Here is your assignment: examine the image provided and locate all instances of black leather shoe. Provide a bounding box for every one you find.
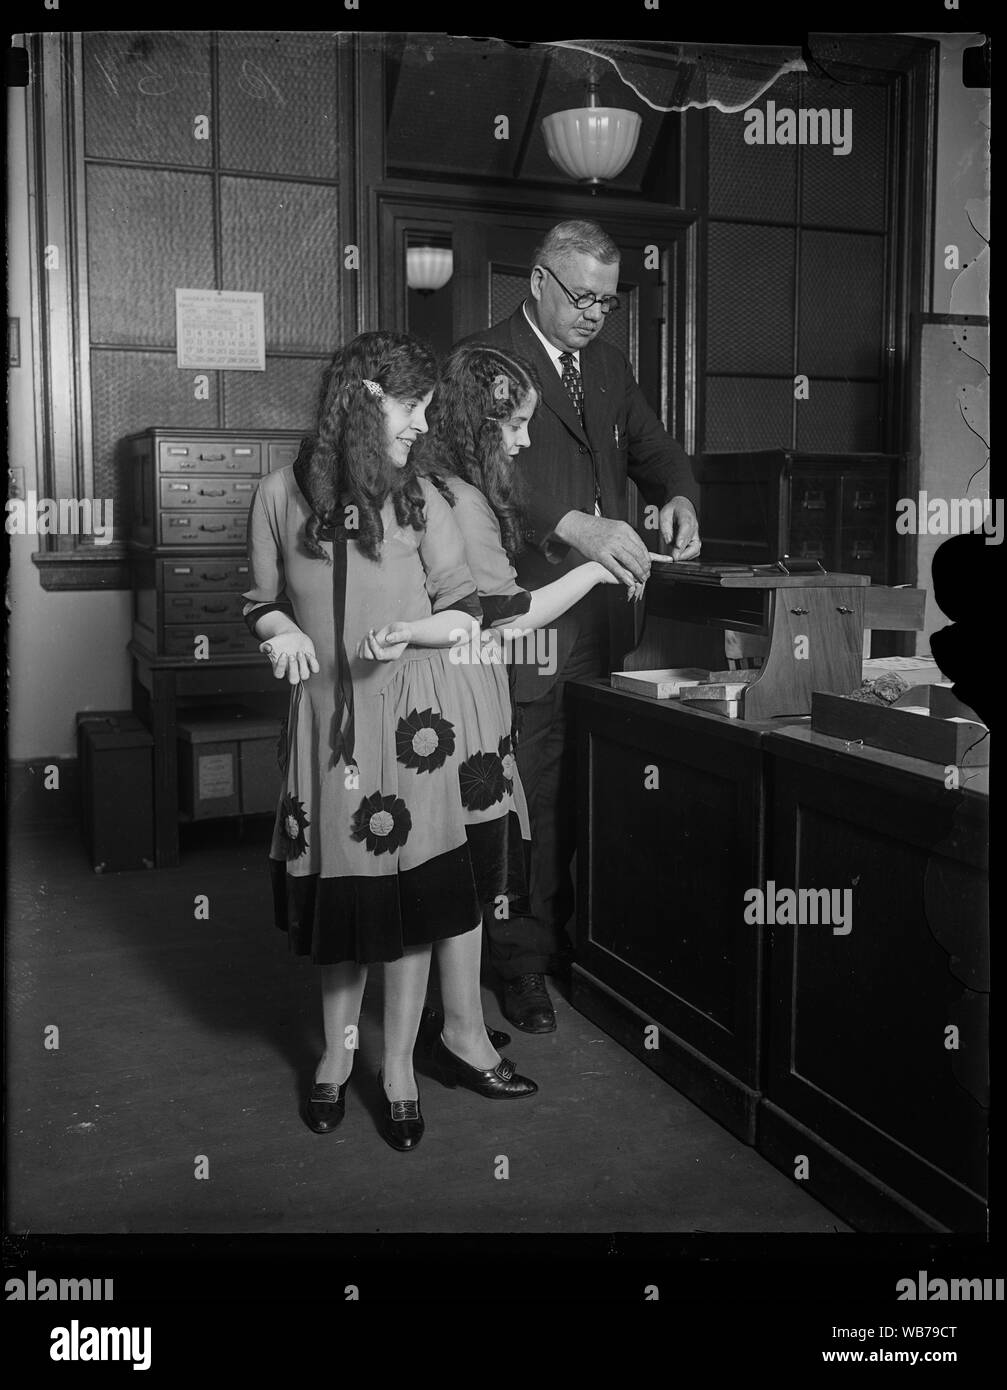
[430,1036,538,1099]
[377,1073,424,1151]
[502,973,556,1034]
[417,1005,510,1052]
[303,1081,348,1134]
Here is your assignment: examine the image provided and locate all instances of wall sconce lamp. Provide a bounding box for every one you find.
[406,246,454,295]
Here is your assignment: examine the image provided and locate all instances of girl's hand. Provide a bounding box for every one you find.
[592,560,645,603]
[357,623,411,662]
[260,632,320,684]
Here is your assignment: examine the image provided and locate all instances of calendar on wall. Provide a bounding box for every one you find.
[175,289,266,372]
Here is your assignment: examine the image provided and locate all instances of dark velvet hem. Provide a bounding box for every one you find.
[482,590,532,625]
[244,600,295,636]
[270,811,531,965]
[272,843,481,965]
[432,590,483,621]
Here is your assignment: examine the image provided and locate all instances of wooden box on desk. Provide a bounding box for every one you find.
[812,690,989,765]
[76,712,155,873]
[177,707,283,820]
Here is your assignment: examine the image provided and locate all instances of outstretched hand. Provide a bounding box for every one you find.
[260,632,320,684]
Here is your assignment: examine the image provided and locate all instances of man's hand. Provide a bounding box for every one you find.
[659,497,701,560]
[553,512,651,584]
[260,631,320,684]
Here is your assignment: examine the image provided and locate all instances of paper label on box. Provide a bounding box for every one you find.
[198,753,235,799]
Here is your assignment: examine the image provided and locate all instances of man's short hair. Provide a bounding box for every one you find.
[532,220,620,271]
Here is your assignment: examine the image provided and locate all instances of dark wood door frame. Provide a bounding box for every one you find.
[372,183,700,454]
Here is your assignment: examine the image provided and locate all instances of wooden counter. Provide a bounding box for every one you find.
[759,725,988,1232]
[568,680,989,1231]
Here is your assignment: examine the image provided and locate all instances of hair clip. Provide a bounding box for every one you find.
[491,373,510,403]
[362,379,385,399]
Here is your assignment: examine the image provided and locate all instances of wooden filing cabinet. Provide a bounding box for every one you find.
[127,427,304,660]
[695,450,901,586]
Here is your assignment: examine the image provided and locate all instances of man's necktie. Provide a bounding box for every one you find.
[559,352,601,515]
[559,352,585,427]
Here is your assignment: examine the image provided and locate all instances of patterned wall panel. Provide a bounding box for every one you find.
[83,31,213,166]
[801,76,888,232]
[220,178,341,355]
[90,350,218,513]
[706,222,795,374]
[704,376,793,452]
[796,380,881,452]
[798,230,885,378]
[217,32,341,179]
[87,166,216,347]
[223,356,324,432]
[707,72,800,222]
[387,40,539,180]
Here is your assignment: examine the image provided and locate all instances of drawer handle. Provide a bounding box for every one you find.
[836,605,854,615]
[199,488,227,497]
[200,523,227,532]
[200,572,229,582]
[790,606,809,615]
[198,453,227,462]
[203,604,228,614]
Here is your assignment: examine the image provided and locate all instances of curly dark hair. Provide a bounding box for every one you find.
[300,331,438,562]
[415,345,542,560]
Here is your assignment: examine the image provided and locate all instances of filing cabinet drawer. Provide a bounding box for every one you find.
[162,622,261,658]
[159,512,248,546]
[158,440,262,473]
[128,428,304,550]
[162,558,250,591]
[268,441,301,473]
[163,591,248,624]
[159,476,258,510]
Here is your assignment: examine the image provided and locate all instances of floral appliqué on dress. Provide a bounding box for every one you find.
[395,707,456,774]
[278,793,310,859]
[351,791,412,855]
[458,750,506,812]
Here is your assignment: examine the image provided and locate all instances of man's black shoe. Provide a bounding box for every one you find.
[502,973,557,1033]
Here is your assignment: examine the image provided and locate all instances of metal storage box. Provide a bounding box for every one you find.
[76,711,155,873]
[177,706,283,820]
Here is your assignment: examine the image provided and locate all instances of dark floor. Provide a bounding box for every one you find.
[7,823,849,1234]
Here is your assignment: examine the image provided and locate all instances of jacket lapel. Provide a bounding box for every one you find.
[578,346,608,452]
[509,307,590,447]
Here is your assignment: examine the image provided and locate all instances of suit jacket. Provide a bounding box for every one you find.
[460,305,698,701]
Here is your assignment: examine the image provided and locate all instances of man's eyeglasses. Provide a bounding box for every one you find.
[539,265,621,315]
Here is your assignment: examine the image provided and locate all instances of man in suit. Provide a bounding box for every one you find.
[462,219,701,1033]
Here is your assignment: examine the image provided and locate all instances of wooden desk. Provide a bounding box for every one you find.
[128,642,283,867]
[568,678,802,1143]
[569,681,989,1231]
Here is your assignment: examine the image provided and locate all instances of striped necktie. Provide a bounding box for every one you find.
[559,352,585,427]
[559,352,601,515]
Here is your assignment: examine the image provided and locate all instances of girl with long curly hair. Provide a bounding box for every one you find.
[243,331,536,1153]
[397,344,631,1081]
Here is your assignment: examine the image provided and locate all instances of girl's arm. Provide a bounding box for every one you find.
[358,610,479,661]
[243,483,319,684]
[512,561,626,637]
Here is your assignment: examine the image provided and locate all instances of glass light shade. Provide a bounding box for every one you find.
[541,107,642,184]
[406,246,454,292]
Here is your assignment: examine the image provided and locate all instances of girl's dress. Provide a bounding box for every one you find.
[426,473,539,942]
[243,465,526,966]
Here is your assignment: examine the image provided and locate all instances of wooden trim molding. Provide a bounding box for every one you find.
[25,35,121,590]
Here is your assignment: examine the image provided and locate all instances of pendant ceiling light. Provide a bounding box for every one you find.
[541,78,642,188]
[406,246,453,295]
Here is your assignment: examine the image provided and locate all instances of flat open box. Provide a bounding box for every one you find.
[811,686,989,765]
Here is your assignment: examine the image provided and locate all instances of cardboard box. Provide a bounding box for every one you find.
[177,706,283,819]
